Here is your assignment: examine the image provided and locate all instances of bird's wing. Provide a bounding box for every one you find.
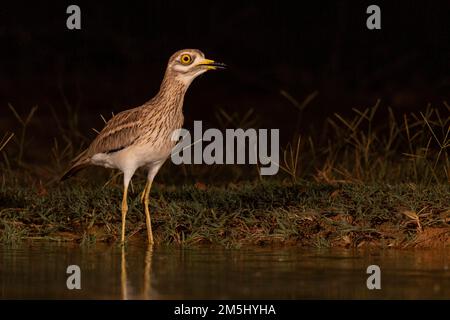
[86,106,145,157]
[60,106,147,181]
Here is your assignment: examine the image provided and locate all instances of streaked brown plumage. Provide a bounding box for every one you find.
[61,49,225,244]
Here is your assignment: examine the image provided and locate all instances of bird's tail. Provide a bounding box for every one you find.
[60,150,90,181]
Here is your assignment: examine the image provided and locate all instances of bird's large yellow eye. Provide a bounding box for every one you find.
[180,54,193,65]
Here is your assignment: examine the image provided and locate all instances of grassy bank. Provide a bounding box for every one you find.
[0,101,449,247]
[1,178,449,248]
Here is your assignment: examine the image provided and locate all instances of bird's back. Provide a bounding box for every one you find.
[61,94,184,180]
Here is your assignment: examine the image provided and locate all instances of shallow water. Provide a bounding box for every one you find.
[0,243,449,299]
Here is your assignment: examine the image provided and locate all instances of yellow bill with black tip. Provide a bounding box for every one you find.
[198,59,227,70]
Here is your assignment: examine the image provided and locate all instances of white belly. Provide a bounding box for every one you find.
[91,143,172,172]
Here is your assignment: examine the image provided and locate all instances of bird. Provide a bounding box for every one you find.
[61,49,226,244]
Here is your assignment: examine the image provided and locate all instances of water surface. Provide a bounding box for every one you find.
[1,243,449,299]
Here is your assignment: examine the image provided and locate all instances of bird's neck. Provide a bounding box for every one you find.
[147,71,187,131]
[154,71,191,107]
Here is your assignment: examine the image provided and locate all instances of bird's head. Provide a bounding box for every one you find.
[165,49,226,85]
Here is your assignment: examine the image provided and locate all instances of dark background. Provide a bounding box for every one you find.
[0,0,449,158]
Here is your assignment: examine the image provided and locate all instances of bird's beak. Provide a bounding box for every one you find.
[198,59,227,70]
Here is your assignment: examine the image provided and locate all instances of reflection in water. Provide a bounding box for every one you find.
[120,244,154,300]
[143,245,153,299]
[121,245,127,300]
[120,244,153,300]
[0,243,449,299]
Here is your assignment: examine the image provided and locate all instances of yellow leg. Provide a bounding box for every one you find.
[142,180,154,244]
[121,184,129,243]
[140,181,148,203]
